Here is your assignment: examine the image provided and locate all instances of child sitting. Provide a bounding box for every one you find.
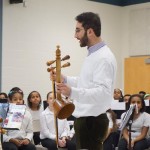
[118,94,149,150]
[2,87,36,150]
[40,91,76,150]
[27,91,43,145]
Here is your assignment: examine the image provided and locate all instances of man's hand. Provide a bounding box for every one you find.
[50,70,65,83]
[50,70,56,81]
[56,83,71,97]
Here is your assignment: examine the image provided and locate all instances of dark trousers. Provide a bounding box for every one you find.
[74,113,109,150]
[41,138,76,150]
[118,138,149,150]
[33,132,41,145]
[2,142,36,150]
[103,131,120,150]
[147,137,150,147]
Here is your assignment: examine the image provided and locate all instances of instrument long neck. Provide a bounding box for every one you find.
[56,47,62,101]
[52,80,56,99]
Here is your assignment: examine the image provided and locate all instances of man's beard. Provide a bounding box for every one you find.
[80,32,88,47]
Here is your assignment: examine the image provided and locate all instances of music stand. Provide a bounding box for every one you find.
[119,104,136,150]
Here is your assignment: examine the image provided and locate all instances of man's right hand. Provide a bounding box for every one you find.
[50,70,57,81]
[50,70,65,83]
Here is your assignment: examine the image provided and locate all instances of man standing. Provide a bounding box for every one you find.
[51,12,117,150]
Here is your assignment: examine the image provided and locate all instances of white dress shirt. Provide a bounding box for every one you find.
[40,107,70,140]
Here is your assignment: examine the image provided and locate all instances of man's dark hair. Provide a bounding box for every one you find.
[75,12,101,37]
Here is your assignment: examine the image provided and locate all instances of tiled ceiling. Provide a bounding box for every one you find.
[89,0,150,6]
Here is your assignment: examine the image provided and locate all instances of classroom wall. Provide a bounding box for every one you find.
[121,2,150,93]
[2,0,150,100]
[2,0,122,100]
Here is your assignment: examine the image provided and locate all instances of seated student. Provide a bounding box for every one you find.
[114,88,124,102]
[139,91,146,99]
[2,87,36,150]
[146,117,150,148]
[147,135,150,148]
[103,109,119,150]
[144,93,150,100]
[40,91,76,150]
[27,91,43,145]
[123,94,131,103]
[118,94,150,150]
[67,126,76,148]
[0,92,8,99]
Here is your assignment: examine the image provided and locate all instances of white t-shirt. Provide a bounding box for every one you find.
[121,112,150,139]
[28,105,43,121]
[27,104,43,132]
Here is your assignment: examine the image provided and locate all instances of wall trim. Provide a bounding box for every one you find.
[89,0,150,6]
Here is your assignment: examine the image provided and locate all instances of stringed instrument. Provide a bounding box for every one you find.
[47,45,75,119]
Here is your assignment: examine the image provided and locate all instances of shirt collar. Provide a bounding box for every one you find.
[88,41,106,56]
[45,107,54,115]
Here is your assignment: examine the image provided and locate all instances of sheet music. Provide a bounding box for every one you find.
[119,104,136,131]
[3,104,26,130]
[144,100,150,106]
[111,100,126,110]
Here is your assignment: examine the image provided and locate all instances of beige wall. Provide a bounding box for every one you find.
[121,2,150,93]
[2,0,150,99]
[2,0,122,100]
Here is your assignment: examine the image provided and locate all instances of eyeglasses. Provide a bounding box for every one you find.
[75,28,84,33]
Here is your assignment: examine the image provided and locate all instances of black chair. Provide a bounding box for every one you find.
[43,100,48,110]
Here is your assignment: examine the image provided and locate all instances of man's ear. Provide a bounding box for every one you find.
[87,28,93,36]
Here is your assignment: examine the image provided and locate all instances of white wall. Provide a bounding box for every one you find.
[2,0,150,100]
[2,0,122,100]
[121,2,150,92]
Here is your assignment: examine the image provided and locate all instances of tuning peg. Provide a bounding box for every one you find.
[47,67,56,72]
[46,60,56,66]
[61,55,70,61]
[62,62,70,68]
